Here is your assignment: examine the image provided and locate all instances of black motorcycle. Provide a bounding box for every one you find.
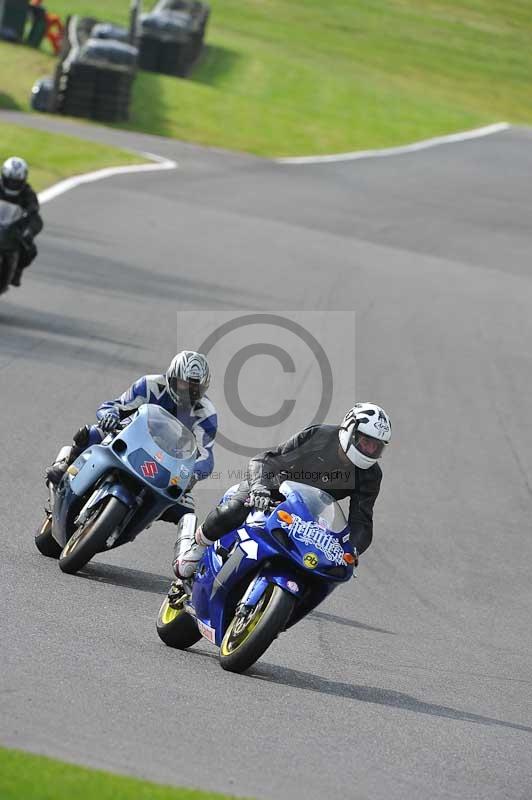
[0,200,28,295]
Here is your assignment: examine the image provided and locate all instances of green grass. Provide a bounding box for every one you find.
[0,747,245,800]
[0,121,145,191]
[2,0,532,155]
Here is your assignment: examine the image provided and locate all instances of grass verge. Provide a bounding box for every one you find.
[1,0,531,156]
[0,746,245,800]
[0,121,146,192]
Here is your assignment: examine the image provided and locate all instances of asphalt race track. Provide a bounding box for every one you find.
[1,111,532,800]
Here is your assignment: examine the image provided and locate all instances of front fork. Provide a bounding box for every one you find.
[235,567,306,617]
[66,476,144,550]
[104,487,148,550]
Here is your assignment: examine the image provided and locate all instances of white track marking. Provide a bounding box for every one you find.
[38,151,177,205]
[276,122,511,165]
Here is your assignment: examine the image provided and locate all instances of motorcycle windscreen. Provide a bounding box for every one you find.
[278,480,348,533]
[0,200,24,249]
[145,405,197,460]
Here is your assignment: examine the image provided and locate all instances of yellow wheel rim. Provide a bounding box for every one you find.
[220,586,273,656]
[159,597,185,626]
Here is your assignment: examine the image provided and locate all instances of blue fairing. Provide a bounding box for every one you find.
[51,405,197,548]
[189,480,355,647]
[97,375,217,483]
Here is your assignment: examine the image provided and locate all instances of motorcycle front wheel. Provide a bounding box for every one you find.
[34,512,61,559]
[59,497,128,575]
[219,583,295,674]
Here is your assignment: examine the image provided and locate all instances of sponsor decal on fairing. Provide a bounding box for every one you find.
[197,619,216,643]
[141,461,158,478]
[279,514,346,566]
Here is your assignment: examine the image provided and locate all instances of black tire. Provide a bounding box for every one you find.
[156,593,201,649]
[0,257,8,295]
[35,514,62,559]
[219,584,295,674]
[0,252,17,295]
[59,497,128,575]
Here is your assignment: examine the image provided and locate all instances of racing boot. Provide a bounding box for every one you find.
[45,426,90,485]
[172,517,210,579]
[46,445,78,486]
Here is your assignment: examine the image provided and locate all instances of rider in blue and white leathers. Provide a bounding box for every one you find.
[96,375,216,484]
[47,351,217,523]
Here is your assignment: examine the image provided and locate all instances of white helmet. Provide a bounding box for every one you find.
[1,157,29,197]
[339,403,391,469]
[166,350,211,407]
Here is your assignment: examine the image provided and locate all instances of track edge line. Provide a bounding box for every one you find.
[275,122,511,165]
[38,153,178,205]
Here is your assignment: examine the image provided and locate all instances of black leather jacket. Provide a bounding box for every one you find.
[0,184,43,238]
[248,424,382,554]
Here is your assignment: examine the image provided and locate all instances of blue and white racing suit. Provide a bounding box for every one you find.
[84,374,217,522]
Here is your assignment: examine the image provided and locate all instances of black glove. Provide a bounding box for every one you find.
[248,486,271,512]
[99,412,120,433]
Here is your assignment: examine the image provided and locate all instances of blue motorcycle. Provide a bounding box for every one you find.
[35,405,197,575]
[156,481,356,673]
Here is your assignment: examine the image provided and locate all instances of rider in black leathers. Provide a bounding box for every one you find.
[173,403,392,578]
[0,157,43,286]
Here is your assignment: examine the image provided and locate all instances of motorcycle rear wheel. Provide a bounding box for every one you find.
[34,513,61,559]
[219,583,295,674]
[59,497,127,575]
[156,591,201,649]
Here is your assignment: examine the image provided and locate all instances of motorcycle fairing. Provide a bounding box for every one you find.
[51,405,197,548]
[127,448,171,489]
[190,482,355,647]
[0,200,25,251]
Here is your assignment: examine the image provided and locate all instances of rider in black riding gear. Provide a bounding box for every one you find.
[0,157,43,287]
[173,403,392,579]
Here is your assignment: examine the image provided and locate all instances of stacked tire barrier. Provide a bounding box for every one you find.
[30,77,54,112]
[0,0,29,42]
[53,16,137,123]
[91,22,131,44]
[155,0,210,63]
[138,0,210,77]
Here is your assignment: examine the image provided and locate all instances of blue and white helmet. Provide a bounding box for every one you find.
[166,350,211,407]
[1,157,29,197]
[339,403,391,469]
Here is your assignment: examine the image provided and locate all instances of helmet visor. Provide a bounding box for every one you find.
[168,377,206,405]
[2,176,23,194]
[354,431,386,460]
